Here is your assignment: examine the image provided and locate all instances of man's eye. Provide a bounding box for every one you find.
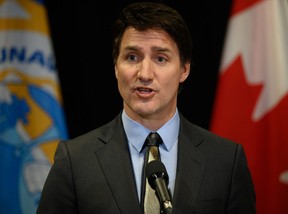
[127,54,138,62]
[156,56,167,63]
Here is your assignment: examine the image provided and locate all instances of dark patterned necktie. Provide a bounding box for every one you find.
[142,132,163,214]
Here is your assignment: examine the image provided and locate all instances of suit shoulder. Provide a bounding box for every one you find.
[61,114,122,149]
[180,113,239,148]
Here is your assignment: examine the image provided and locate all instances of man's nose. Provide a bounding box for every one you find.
[137,59,154,81]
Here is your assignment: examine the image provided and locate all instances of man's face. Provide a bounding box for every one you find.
[115,27,190,126]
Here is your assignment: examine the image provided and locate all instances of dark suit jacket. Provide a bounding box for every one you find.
[37,113,256,214]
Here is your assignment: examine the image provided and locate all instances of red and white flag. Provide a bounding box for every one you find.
[210,0,288,213]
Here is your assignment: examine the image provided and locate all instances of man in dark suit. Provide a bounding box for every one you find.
[37,2,256,214]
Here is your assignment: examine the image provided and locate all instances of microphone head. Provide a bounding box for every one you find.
[146,160,169,189]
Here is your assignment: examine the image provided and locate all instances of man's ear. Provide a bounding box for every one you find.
[179,62,190,83]
[115,65,118,79]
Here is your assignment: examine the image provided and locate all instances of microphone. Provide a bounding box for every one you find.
[146,160,173,214]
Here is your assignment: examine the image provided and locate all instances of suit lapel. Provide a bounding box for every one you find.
[173,115,207,212]
[95,118,142,214]
[93,113,207,213]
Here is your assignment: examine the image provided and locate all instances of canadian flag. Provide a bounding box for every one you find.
[210,0,288,213]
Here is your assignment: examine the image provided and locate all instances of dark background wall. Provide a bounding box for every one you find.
[45,0,232,139]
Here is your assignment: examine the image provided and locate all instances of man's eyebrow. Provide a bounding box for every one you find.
[151,46,171,52]
[123,45,141,51]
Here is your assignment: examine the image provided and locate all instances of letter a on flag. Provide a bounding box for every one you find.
[210,0,288,213]
[0,0,68,213]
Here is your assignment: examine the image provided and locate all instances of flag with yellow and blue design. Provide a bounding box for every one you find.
[0,0,68,213]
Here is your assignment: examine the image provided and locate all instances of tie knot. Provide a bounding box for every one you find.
[145,132,163,147]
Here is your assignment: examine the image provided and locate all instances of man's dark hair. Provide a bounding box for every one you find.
[112,1,193,67]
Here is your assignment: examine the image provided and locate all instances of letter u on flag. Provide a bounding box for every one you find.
[210,0,288,213]
[0,0,68,213]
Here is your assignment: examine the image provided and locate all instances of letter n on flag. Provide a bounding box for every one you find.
[0,1,69,213]
[210,0,288,213]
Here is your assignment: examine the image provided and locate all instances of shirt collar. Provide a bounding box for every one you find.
[122,109,180,153]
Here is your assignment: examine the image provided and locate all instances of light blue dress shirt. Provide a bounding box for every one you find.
[122,109,179,202]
